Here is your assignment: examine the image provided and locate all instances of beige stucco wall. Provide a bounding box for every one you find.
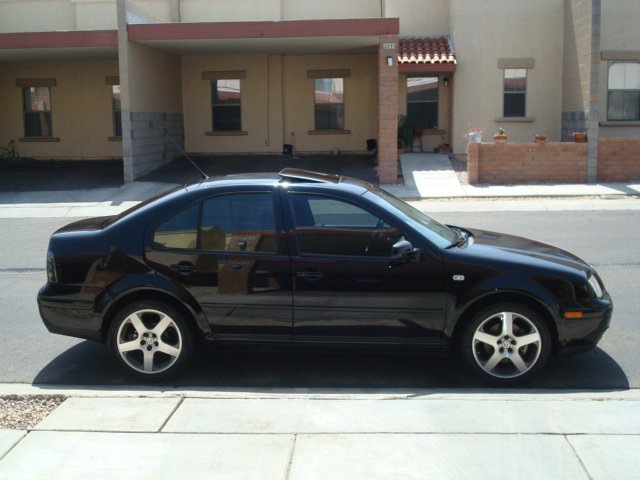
[126,42,182,113]
[182,53,377,155]
[386,0,449,36]
[0,0,116,32]
[180,0,280,22]
[282,0,381,20]
[76,1,118,30]
[598,0,640,137]
[450,0,564,154]
[283,54,378,153]
[0,60,122,159]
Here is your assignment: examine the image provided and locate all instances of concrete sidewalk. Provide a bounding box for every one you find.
[1,386,639,479]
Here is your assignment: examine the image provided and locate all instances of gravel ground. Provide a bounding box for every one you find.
[0,395,66,430]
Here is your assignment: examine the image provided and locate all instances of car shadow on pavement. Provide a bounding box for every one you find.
[32,341,630,391]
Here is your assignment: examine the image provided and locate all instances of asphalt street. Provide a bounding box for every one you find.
[0,208,637,390]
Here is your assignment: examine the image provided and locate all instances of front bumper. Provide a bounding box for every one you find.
[556,300,613,356]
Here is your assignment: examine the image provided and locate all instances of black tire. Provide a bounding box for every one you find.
[108,300,194,380]
[460,303,552,386]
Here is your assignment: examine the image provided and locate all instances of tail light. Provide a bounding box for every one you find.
[46,250,58,283]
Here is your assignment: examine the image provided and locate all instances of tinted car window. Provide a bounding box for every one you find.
[153,203,199,249]
[200,193,277,253]
[290,194,401,257]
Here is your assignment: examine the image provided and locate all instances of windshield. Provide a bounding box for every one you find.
[365,186,458,249]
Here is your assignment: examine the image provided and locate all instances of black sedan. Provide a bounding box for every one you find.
[38,168,612,385]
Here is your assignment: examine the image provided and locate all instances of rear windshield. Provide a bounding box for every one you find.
[101,185,185,227]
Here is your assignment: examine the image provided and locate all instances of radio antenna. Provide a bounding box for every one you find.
[163,129,209,180]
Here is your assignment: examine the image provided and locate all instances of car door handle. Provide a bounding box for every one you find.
[170,261,196,274]
[296,270,323,280]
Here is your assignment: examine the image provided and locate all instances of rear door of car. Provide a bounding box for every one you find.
[145,187,293,342]
[283,187,447,345]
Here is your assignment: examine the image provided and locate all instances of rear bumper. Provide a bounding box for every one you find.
[38,287,103,343]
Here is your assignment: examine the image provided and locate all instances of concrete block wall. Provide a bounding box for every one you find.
[598,137,640,182]
[123,112,184,182]
[467,142,588,185]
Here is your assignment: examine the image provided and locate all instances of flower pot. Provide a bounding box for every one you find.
[493,134,507,143]
[573,133,587,143]
[534,135,546,144]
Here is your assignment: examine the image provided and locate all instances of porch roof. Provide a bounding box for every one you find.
[127,18,399,55]
[398,36,457,73]
[0,30,118,62]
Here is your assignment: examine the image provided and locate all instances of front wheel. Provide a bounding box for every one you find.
[460,304,552,385]
[109,301,194,380]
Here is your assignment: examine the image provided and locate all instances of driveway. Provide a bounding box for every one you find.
[0,154,379,192]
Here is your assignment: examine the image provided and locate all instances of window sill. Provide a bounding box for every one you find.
[205,131,248,136]
[494,117,535,123]
[19,137,60,142]
[108,136,122,142]
[308,129,352,135]
[599,121,640,127]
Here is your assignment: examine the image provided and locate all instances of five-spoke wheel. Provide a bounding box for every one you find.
[461,304,551,385]
[109,301,193,379]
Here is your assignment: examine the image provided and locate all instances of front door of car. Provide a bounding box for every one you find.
[145,191,293,342]
[285,192,446,345]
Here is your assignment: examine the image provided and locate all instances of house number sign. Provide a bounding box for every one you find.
[383,43,396,49]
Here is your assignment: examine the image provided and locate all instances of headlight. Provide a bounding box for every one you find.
[587,272,603,298]
[46,250,58,283]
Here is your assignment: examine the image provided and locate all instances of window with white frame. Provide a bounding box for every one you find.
[503,69,527,118]
[608,62,640,121]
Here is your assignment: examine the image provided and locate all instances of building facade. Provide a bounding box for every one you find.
[0,0,638,183]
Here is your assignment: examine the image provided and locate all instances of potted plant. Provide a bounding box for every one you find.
[493,127,507,142]
[534,133,546,144]
[572,132,587,143]
[464,127,485,143]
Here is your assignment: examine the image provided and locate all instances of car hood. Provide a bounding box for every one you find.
[462,228,590,272]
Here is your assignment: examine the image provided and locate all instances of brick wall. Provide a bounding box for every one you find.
[598,137,640,182]
[377,34,399,184]
[467,142,588,185]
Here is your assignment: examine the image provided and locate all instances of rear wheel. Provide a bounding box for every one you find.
[109,301,194,380]
[460,304,552,385]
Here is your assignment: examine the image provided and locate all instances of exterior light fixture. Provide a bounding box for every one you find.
[386,56,393,67]
[443,77,449,87]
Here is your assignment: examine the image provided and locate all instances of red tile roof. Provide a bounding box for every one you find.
[398,36,456,64]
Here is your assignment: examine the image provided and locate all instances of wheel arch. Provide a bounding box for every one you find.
[100,288,210,343]
[450,292,560,353]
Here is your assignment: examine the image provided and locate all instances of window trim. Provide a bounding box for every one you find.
[502,68,528,118]
[312,76,346,132]
[606,61,640,122]
[209,76,244,134]
[20,84,55,140]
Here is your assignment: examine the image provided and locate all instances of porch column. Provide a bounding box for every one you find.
[377,35,399,184]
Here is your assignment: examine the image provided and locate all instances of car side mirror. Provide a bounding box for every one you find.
[391,239,419,261]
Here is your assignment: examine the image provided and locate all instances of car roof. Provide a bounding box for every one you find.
[186,168,371,193]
